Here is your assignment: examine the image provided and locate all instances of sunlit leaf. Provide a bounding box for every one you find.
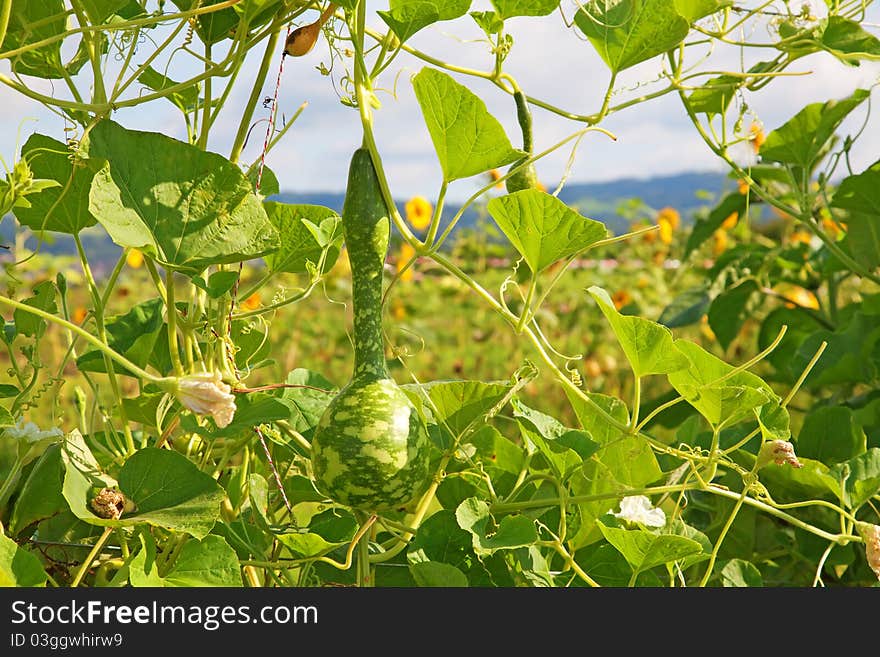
[88,120,279,274]
[831,159,880,270]
[412,68,523,182]
[574,0,690,73]
[379,0,471,43]
[0,530,48,587]
[456,497,538,555]
[760,89,870,170]
[491,1,560,19]
[597,520,703,572]
[588,286,688,377]
[410,561,469,587]
[488,191,607,274]
[13,134,99,235]
[263,202,342,275]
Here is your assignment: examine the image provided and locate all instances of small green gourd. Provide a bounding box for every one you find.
[309,147,431,512]
[505,90,540,193]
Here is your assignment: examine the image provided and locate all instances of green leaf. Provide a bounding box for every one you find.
[62,437,225,539]
[408,510,474,566]
[573,542,663,586]
[818,16,880,62]
[658,287,710,328]
[758,306,825,380]
[596,521,703,573]
[277,369,337,437]
[276,532,347,558]
[0,385,18,398]
[408,379,512,438]
[673,0,732,22]
[0,530,48,587]
[760,89,870,170]
[487,190,607,274]
[136,66,200,113]
[470,11,504,35]
[685,192,748,256]
[9,445,67,535]
[412,68,523,182]
[708,279,761,350]
[0,406,14,428]
[831,160,880,270]
[832,449,880,509]
[668,340,788,437]
[87,120,279,274]
[511,399,599,478]
[794,312,880,387]
[13,280,57,339]
[491,1,560,19]
[410,561,469,587]
[797,406,866,466]
[3,0,66,78]
[455,498,538,555]
[469,425,525,475]
[75,297,167,376]
[588,286,688,377]
[13,134,99,234]
[378,1,471,43]
[80,0,130,23]
[574,0,690,73]
[263,202,342,275]
[191,270,240,299]
[686,74,741,116]
[131,534,242,586]
[720,559,763,587]
[168,0,239,44]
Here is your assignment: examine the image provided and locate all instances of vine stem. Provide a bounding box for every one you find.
[71,527,113,588]
[0,295,168,386]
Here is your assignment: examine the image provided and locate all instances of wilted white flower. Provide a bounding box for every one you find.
[756,440,803,470]
[176,371,236,428]
[856,523,880,581]
[3,419,62,443]
[612,495,666,528]
[2,419,63,464]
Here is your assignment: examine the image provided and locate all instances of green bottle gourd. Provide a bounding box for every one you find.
[310,147,431,512]
[505,90,540,193]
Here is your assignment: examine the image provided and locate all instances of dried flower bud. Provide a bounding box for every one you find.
[89,487,134,520]
[176,371,236,428]
[856,523,880,581]
[756,440,803,470]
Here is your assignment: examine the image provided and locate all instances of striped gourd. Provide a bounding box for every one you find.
[309,147,431,512]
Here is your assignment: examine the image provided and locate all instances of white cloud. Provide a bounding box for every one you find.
[1,2,878,200]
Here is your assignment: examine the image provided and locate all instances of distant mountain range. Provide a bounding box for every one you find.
[1,170,735,274]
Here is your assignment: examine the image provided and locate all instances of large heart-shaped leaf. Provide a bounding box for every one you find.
[673,0,732,22]
[487,190,607,274]
[87,120,279,274]
[413,68,523,182]
[404,379,512,439]
[574,0,690,73]
[760,89,870,170]
[62,436,225,539]
[0,530,48,587]
[597,521,703,573]
[668,340,789,438]
[588,286,688,377]
[263,202,342,274]
[130,533,242,586]
[491,1,560,19]
[13,134,99,234]
[379,0,471,43]
[3,1,66,78]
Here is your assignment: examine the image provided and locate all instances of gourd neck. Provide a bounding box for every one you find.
[344,147,390,380]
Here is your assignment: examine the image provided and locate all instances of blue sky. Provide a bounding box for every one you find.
[2,1,879,202]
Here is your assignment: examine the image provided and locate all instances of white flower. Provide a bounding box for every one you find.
[612,495,666,528]
[176,371,237,428]
[2,419,63,464]
[3,419,63,444]
[756,440,803,470]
